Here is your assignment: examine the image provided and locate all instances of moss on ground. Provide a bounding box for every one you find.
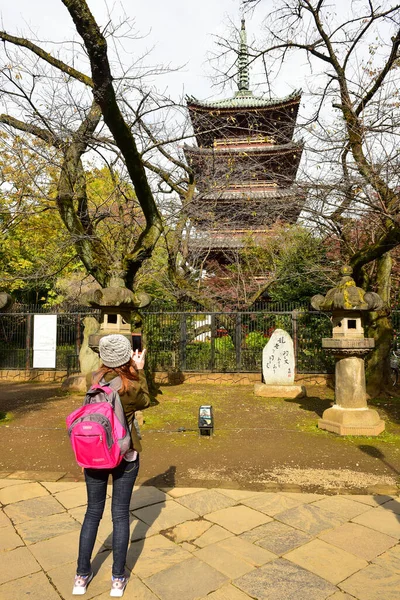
[0,411,13,425]
[142,384,400,449]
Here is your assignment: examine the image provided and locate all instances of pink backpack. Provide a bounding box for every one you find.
[66,377,131,469]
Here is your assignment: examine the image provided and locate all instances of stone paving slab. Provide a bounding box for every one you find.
[132,499,198,534]
[0,509,12,529]
[234,558,337,600]
[28,530,99,571]
[165,487,205,498]
[216,536,276,566]
[0,546,41,585]
[311,496,373,520]
[1,480,400,600]
[215,488,262,501]
[372,544,400,571]
[6,470,65,481]
[275,503,343,535]
[242,492,306,516]
[0,571,62,600]
[15,512,81,544]
[126,533,192,578]
[164,518,212,543]
[91,574,159,599]
[342,494,395,507]
[318,522,398,561]
[0,523,24,552]
[4,494,65,523]
[352,506,400,538]
[199,583,254,600]
[339,562,400,600]
[0,477,32,489]
[280,492,326,503]
[53,484,89,509]
[0,481,49,505]
[381,498,400,514]
[194,543,257,579]
[144,556,227,600]
[194,524,234,548]
[130,485,169,510]
[175,489,238,515]
[41,480,84,494]
[48,558,111,600]
[204,505,272,534]
[284,538,368,584]
[240,520,312,555]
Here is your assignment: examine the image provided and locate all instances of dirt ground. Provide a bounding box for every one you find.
[1,381,400,494]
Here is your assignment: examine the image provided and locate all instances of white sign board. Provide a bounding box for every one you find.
[262,328,295,385]
[33,315,57,369]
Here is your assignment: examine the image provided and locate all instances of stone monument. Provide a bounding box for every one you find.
[254,328,306,398]
[311,266,385,436]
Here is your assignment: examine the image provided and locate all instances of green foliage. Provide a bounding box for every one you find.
[0,135,83,302]
[215,336,234,351]
[245,331,267,350]
[240,225,335,303]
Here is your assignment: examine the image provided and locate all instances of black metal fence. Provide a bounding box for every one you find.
[0,311,96,371]
[2,307,400,375]
[143,310,336,374]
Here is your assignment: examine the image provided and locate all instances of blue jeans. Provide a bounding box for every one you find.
[77,457,139,577]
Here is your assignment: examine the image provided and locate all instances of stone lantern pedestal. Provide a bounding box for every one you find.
[312,267,385,437]
[319,339,384,435]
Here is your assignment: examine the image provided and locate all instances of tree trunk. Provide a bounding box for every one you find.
[364,252,393,396]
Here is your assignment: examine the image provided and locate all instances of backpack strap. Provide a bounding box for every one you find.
[99,376,134,449]
[99,376,122,392]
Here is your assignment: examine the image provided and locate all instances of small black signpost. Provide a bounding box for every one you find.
[198,405,214,436]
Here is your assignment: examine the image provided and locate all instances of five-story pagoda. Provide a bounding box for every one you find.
[184,19,304,264]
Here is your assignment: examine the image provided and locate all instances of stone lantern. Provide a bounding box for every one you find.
[311,266,385,436]
[85,276,151,352]
[62,276,151,391]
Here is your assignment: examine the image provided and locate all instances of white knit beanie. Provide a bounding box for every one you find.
[99,334,132,368]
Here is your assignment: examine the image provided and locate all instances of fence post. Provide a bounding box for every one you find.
[179,313,187,371]
[292,309,298,375]
[210,314,216,372]
[25,314,32,370]
[236,313,242,371]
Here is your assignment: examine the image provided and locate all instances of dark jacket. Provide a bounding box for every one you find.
[87,369,150,452]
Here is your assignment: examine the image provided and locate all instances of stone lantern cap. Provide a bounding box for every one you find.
[311,266,384,313]
[85,286,151,310]
[0,292,14,313]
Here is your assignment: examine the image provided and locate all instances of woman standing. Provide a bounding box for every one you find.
[72,334,150,597]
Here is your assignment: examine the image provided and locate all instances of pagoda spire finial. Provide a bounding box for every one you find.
[238,18,250,92]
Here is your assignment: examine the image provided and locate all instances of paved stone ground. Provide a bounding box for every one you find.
[0,472,399,599]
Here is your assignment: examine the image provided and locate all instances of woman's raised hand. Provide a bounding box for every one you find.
[132,348,146,370]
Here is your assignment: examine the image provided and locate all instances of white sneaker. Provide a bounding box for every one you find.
[72,572,93,595]
[110,575,129,597]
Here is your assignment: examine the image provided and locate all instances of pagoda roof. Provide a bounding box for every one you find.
[190,229,271,251]
[184,141,304,192]
[199,186,301,201]
[186,89,302,112]
[183,140,303,157]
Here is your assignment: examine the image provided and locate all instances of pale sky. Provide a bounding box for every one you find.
[1,0,305,103]
[2,0,398,179]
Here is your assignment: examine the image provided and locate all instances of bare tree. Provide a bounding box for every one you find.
[236,0,400,391]
[0,0,169,292]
